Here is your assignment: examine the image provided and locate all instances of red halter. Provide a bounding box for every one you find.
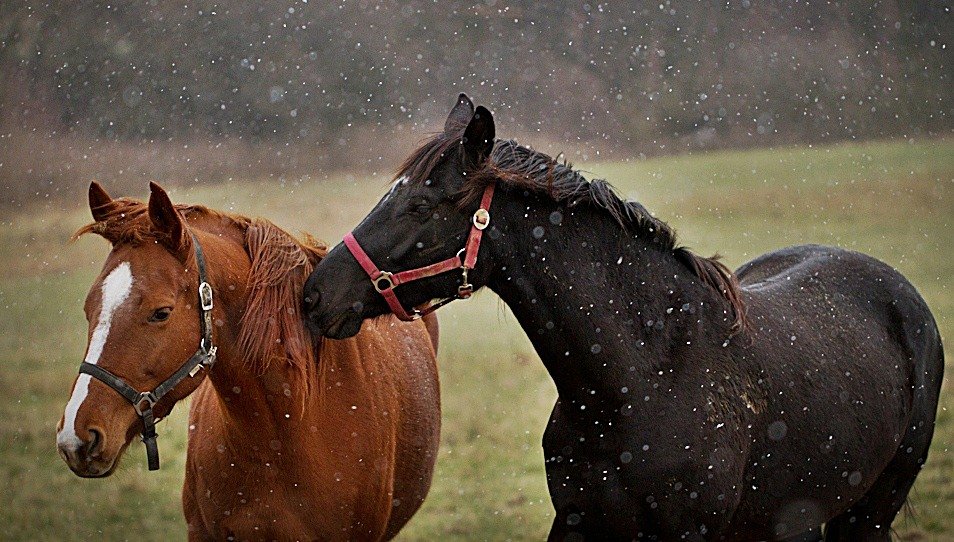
[343,183,495,321]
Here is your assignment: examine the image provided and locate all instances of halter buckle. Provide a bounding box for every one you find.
[473,208,490,230]
[199,281,214,311]
[373,272,395,293]
[133,391,158,416]
[458,266,473,299]
[191,346,217,377]
[206,345,217,365]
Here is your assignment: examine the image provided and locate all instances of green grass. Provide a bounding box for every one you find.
[0,138,951,540]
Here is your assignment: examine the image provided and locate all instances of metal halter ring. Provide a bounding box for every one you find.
[133,392,158,416]
[373,272,395,293]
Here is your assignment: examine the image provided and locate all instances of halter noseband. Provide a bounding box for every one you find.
[344,183,495,321]
[78,232,217,471]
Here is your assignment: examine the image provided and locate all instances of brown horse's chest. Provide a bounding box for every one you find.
[182,384,396,541]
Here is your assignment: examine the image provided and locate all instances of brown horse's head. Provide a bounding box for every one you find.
[56,182,217,477]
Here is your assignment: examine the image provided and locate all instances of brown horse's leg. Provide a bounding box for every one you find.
[186,526,215,542]
[183,479,214,542]
[421,312,439,354]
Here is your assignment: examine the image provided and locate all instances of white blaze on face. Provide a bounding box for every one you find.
[383,175,409,202]
[57,262,134,449]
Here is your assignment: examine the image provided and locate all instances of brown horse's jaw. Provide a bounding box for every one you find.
[61,452,118,478]
[73,465,115,478]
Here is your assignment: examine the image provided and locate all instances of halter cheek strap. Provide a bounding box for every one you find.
[344,183,495,321]
[78,232,216,471]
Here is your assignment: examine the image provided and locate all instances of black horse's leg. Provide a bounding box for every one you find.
[780,527,823,542]
[825,344,940,541]
[823,440,930,541]
[543,401,652,541]
[546,515,571,542]
[546,513,591,542]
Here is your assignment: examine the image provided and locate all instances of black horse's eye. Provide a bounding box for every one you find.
[149,307,173,323]
[410,202,433,217]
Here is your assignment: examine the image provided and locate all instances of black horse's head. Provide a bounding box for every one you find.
[303,94,498,338]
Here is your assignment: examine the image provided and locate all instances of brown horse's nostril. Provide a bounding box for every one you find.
[87,428,103,457]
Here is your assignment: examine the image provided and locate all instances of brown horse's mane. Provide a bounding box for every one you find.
[74,197,328,384]
[397,134,747,334]
[240,217,324,389]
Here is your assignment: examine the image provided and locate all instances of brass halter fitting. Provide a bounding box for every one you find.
[473,208,490,230]
[373,272,395,293]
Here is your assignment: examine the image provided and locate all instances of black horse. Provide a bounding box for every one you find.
[303,94,944,541]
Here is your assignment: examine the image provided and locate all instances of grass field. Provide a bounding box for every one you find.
[1,138,951,540]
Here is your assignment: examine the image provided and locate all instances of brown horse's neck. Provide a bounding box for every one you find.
[187,221,330,456]
[205,342,314,439]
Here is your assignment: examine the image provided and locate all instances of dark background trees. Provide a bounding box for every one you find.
[1,0,950,207]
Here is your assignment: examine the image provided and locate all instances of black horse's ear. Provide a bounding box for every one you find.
[89,181,113,222]
[462,105,495,167]
[444,93,475,134]
[148,182,188,253]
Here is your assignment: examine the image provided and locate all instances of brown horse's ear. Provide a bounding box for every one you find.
[148,182,188,252]
[444,93,475,134]
[462,105,495,168]
[89,181,113,222]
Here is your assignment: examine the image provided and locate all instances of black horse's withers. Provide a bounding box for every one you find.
[302,94,944,541]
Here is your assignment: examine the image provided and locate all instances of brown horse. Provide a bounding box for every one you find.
[56,181,441,540]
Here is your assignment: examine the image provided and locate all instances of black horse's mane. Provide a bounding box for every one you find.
[396,133,747,333]
[482,140,678,245]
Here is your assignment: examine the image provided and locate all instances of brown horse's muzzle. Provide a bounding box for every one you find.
[57,381,139,478]
[57,424,121,478]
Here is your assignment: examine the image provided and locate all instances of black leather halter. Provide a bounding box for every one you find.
[78,233,217,471]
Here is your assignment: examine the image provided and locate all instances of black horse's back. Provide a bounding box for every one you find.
[735,244,836,284]
[732,244,944,540]
[737,244,943,396]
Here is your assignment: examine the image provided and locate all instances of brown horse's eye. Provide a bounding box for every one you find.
[149,307,173,323]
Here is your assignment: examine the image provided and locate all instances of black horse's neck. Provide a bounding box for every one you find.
[485,191,736,405]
